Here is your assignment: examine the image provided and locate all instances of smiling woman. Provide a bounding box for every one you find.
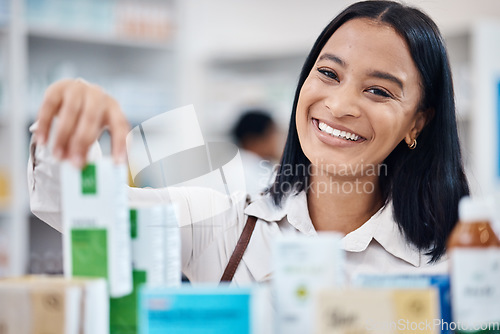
[29,0,469,285]
[271,0,469,261]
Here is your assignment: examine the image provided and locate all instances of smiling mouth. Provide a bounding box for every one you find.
[314,119,366,142]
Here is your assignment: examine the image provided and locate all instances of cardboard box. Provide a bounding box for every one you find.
[0,275,108,334]
[316,288,440,334]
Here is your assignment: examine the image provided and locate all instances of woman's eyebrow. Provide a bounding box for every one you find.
[318,53,404,90]
[318,53,346,67]
[368,70,404,90]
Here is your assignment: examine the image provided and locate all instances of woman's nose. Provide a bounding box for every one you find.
[323,84,362,118]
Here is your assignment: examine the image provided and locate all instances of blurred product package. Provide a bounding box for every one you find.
[447,196,500,333]
[110,203,181,334]
[353,275,452,334]
[0,167,10,207]
[139,285,258,334]
[316,288,440,334]
[0,275,108,334]
[61,158,132,298]
[272,232,345,334]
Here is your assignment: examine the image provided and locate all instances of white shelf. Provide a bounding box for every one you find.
[28,26,174,51]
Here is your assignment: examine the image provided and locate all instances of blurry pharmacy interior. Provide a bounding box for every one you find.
[1,0,500,277]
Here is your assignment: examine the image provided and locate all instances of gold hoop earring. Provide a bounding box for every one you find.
[408,139,417,150]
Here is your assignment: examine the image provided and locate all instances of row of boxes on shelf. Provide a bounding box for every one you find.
[0,275,457,334]
[2,158,500,333]
[26,0,173,41]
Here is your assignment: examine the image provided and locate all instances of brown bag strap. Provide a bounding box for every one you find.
[220,215,258,283]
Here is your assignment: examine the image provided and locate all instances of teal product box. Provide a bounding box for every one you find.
[139,285,252,334]
[353,274,452,334]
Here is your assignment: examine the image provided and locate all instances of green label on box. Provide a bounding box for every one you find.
[130,209,138,239]
[110,270,147,334]
[71,228,108,278]
[81,164,97,195]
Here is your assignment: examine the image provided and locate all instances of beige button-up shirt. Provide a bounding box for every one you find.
[28,129,448,285]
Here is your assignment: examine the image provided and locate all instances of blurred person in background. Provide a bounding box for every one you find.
[231,109,281,196]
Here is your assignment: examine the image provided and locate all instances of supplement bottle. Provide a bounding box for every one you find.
[448,196,500,334]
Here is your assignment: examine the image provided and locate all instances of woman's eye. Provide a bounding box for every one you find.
[318,68,339,81]
[366,87,393,98]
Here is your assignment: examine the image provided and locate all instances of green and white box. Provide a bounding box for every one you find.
[129,203,181,287]
[110,203,181,334]
[61,158,132,298]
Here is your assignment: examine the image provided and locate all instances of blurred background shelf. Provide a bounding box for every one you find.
[27,26,174,50]
[1,0,180,277]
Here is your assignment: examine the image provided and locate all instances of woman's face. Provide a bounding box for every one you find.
[296,18,427,177]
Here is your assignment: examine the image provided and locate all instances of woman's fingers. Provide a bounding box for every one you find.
[52,83,85,159]
[67,87,106,168]
[105,97,130,164]
[36,80,67,146]
[35,79,130,168]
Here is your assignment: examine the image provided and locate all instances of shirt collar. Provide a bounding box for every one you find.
[245,191,316,236]
[343,201,421,267]
[244,191,421,267]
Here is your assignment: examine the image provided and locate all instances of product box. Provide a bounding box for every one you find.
[272,232,345,334]
[0,278,84,334]
[316,288,440,334]
[61,158,132,298]
[450,249,500,332]
[353,274,452,334]
[0,284,33,334]
[110,203,181,334]
[139,285,253,334]
[0,275,108,334]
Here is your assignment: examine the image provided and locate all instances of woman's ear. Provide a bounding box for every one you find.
[404,108,433,146]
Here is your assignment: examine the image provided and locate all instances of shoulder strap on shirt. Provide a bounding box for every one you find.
[220,215,258,283]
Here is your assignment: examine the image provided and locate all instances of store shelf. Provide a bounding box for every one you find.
[0,0,179,277]
[28,25,174,51]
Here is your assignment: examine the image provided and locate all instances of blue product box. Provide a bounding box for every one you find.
[139,284,252,334]
[353,274,452,334]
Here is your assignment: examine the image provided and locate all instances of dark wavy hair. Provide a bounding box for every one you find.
[269,0,469,261]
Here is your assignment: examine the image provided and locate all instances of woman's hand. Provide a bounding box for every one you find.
[35,79,130,168]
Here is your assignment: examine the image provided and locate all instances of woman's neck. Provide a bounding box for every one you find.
[306,171,383,235]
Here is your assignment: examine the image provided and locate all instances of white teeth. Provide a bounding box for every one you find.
[318,121,360,141]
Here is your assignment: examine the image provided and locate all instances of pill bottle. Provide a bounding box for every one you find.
[447,196,500,334]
